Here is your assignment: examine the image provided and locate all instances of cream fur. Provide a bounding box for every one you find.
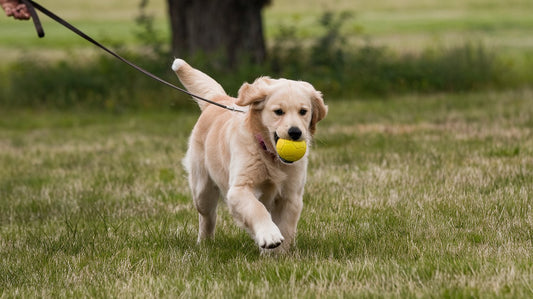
[172,59,327,251]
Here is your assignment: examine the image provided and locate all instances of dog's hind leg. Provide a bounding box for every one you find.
[192,178,220,242]
[171,59,226,110]
[195,182,220,242]
[185,156,220,242]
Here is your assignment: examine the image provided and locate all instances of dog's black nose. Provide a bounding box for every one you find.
[288,127,302,141]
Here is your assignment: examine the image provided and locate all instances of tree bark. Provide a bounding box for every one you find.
[167,0,270,67]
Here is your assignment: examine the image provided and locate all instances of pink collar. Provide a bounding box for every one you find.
[255,134,277,160]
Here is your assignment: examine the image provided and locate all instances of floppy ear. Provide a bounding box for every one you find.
[236,77,273,108]
[309,90,328,135]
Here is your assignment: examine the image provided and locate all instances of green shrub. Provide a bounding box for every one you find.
[268,11,513,97]
[0,11,526,110]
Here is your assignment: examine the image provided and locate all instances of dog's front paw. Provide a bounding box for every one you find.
[255,223,284,249]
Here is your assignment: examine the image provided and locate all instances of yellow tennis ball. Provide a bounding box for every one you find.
[276,138,307,163]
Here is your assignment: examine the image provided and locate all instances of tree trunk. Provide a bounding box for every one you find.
[167,0,270,67]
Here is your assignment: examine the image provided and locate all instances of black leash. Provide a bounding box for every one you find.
[21,0,245,113]
[21,0,43,37]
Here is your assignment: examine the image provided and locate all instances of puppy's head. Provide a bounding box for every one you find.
[236,77,327,150]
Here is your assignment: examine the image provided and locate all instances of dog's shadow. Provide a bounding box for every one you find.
[172,229,372,262]
[172,225,265,260]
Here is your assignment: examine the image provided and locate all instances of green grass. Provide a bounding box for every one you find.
[1,89,532,297]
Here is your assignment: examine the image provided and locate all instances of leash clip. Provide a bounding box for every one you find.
[226,105,245,113]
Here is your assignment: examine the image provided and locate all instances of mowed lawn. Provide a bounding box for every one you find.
[1,90,532,297]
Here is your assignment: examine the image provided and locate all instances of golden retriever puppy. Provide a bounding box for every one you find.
[172,59,327,251]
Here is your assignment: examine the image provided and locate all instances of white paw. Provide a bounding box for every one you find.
[255,223,284,249]
[171,58,186,72]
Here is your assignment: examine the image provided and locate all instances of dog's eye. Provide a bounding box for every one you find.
[299,109,308,116]
[274,109,284,116]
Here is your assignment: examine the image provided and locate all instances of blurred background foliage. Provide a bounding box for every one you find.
[0,0,531,110]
